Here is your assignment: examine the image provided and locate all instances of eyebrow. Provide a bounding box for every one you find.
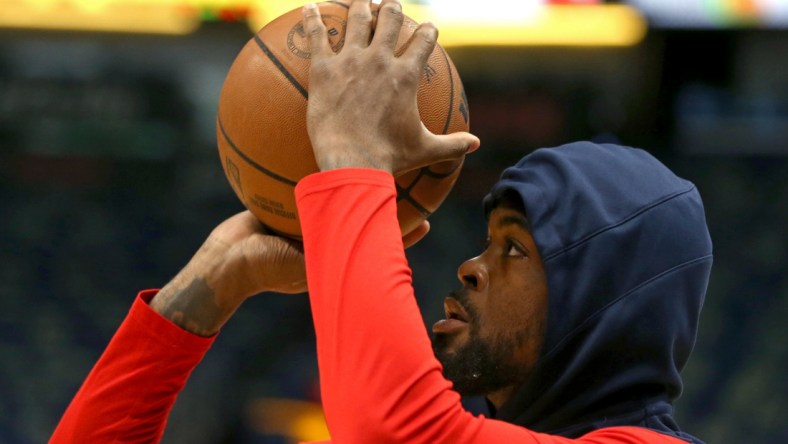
[496,213,531,232]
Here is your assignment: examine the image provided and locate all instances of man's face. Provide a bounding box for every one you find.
[432,204,549,407]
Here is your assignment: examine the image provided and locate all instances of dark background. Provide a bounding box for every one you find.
[1,6,786,444]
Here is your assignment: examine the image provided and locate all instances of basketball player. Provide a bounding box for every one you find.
[52,1,712,442]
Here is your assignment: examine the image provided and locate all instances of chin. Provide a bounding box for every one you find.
[432,333,464,358]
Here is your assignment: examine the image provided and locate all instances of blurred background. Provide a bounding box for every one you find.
[1,0,786,443]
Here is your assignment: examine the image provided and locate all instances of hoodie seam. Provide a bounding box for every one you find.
[543,185,697,262]
[542,253,714,361]
[543,402,658,436]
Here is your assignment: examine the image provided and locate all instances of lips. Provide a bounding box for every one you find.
[443,297,471,323]
[432,296,471,334]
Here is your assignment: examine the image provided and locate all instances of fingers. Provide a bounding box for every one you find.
[464,133,482,154]
[401,22,438,69]
[373,0,405,51]
[343,0,406,51]
[390,130,478,177]
[346,0,374,48]
[303,3,331,59]
[422,131,480,166]
[403,220,430,249]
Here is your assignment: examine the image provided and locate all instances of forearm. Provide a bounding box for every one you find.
[52,246,239,441]
[51,209,305,442]
[297,169,481,443]
[51,291,214,443]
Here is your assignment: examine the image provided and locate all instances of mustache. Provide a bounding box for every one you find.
[447,289,478,322]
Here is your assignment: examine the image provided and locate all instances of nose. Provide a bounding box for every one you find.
[457,255,488,291]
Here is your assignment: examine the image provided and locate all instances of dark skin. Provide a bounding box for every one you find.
[433,204,549,408]
[149,211,308,337]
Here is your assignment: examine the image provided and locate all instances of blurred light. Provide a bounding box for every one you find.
[248,1,647,47]
[247,0,306,32]
[412,4,647,47]
[0,0,201,34]
[548,0,601,3]
[628,0,788,28]
[197,0,252,22]
[0,0,646,44]
[246,398,330,442]
[427,0,544,24]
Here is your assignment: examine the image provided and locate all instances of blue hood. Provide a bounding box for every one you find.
[482,142,712,442]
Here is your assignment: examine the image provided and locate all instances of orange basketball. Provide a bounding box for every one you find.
[217,1,470,240]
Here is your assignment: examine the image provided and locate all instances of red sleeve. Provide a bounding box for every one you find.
[50,290,215,443]
[296,168,687,444]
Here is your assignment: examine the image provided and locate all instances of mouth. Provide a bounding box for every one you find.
[444,297,471,323]
[432,296,471,334]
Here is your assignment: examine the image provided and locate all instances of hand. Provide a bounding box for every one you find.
[150,211,306,336]
[303,0,479,174]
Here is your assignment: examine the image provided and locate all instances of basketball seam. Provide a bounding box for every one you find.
[218,115,298,187]
[395,183,432,217]
[439,46,455,136]
[405,169,425,192]
[253,34,308,99]
[421,163,461,179]
[399,46,458,212]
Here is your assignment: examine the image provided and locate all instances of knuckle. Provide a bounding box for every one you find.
[403,61,426,81]
[307,23,323,38]
[350,11,372,23]
[405,67,422,85]
[371,53,390,68]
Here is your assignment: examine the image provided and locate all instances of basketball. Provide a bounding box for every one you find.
[216,1,470,240]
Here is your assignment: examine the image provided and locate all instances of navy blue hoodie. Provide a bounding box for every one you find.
[482,142,712,442]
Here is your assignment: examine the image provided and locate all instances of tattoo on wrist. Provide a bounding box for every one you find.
[154,278,224,337]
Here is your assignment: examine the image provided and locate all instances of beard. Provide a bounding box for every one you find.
[432,295,528,397]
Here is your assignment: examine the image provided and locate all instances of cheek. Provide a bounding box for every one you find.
[480,277,547,340]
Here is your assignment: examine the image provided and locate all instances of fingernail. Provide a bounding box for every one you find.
[304,3,317,13]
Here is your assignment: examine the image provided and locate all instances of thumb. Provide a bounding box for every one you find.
[406,132,481,172]
[425,131,481,164]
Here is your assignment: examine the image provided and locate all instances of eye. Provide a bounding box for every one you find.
[505,239,527,258]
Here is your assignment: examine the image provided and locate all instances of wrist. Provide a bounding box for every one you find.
[311,138,394,173]
[150,245,247,337]
[150,273,243,337]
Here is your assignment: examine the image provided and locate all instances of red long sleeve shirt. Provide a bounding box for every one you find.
[51,168,688,443]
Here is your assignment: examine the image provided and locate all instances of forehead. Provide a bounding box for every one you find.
[488,206,530,233]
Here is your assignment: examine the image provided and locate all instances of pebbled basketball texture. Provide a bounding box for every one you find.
[217,1,470,240]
